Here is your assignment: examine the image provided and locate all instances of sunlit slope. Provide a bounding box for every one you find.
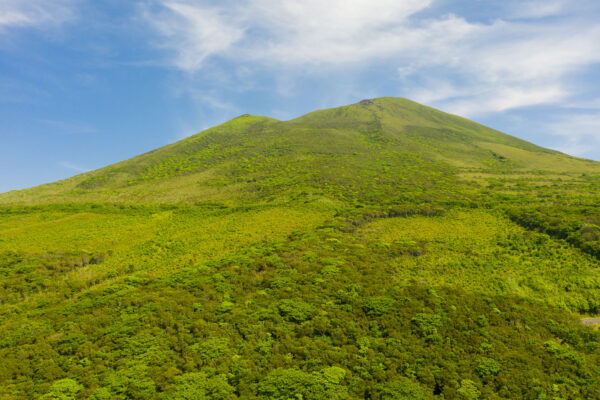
[2,97,598,205]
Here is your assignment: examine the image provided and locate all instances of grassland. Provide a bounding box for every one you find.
[1,98,600,399]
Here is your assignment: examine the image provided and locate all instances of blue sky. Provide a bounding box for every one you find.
[1,0,600,193]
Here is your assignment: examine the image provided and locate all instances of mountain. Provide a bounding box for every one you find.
[1,98,600,399]
[2,97,598,205]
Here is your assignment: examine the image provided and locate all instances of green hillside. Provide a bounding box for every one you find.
[1,97,600,399]
[3,97,597,206]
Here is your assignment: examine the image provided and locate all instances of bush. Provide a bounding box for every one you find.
[411,313,443,337]
[257,368,347,400]
[475,357,501,378]
[40,379,83,400]
[457,379,480,400]
[168,372,235,400]
[362,296,395,317]
[192,338,231,361]
[379,378,429,399]
[278,299,316,322]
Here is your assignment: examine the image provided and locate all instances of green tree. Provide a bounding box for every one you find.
[379,378,428,399]
[277,299,315,322]
[475,357,501,378]
[257,367,347,400]
[40,379,83,400]
[167,373,236,400]
[457,379,480,400]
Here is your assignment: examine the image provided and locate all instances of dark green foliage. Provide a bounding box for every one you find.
[363,296,396,316]
[411,313,443,338]
[192,338,231,361]
[257,367,347,400]
[508,206,600,260]
[475,357,501,378]
[41,379,84,400]
[378,378,429,400]
[278,299,316,322]
[167,373,235,399]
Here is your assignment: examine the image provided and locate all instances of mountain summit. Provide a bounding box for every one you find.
[2,97,597,205]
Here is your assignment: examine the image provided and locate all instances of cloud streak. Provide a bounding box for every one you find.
[545,113,600,158]
[58,161,89,173]
[0,0,76,31]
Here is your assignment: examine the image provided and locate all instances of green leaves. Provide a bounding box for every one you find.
[278,299,316,322]
[457,379,480,400]
[257,367,347,400]
[378,378,429,400]
[40,379,83,400]
[411,313,443,338]
[168,373,235,400]
[362,296,396,317]
[475,357,501,378]
[192,338,232,361]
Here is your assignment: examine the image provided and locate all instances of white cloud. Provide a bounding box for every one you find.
[403,18,600,116]
[563,98,600,110]
[142,2,245,71]
[546,113,600,157]
[142,0,600,116]
[242,0,435,65]
[58,161,89,173]
[509,0,566,19]
[0,0,76,31]
[143,0,437,68]
[444,85,567,116]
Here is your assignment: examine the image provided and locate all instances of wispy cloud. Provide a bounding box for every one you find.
[0,0,77,31]
[58,161,89,173]
[39,119,97,135]
[508,0,566,19]
[141,0,600,117]
[141,1,245,71]
[546,113,600,157]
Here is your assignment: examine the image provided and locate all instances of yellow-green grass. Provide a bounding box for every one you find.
[361,210,600,312]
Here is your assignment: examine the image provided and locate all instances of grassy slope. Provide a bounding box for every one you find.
[2,97,597,205]
[1,98,600,399]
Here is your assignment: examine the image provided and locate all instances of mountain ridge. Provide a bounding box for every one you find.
[1,97,598,206]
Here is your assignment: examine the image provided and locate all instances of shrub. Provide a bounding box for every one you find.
[168,372,235,400]
[411,313,443,337]
[257,368,347,400]
[40,379,83,400]
[362,296,395,316]
[475,357,501,378]
[278,299,315,322]
[457,379,480,400]
[192,338,231,361]
[379,378,428,399]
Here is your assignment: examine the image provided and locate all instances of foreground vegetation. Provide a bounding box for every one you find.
[1,98,600,399]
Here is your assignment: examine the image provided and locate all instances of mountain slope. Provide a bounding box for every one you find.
[2,97,598,205]
[1,98,600,400]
